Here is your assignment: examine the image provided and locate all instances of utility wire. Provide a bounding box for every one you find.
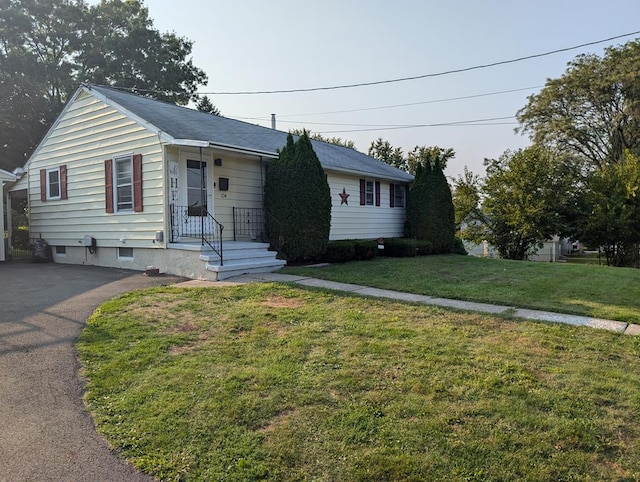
[229,85,542,122]
[200,31,640,95]
[315,116,517,134]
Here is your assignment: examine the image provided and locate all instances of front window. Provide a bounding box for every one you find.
[365,180,374,206]
[46,168,60,200]
[114,156,133,211]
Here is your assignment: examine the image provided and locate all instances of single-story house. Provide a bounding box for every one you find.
[16,84,413,279]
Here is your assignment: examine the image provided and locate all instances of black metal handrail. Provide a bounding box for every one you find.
[170,204,224,264]
[233,207,265,241]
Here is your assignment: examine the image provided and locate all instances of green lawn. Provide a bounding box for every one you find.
[284,255,640,324]
[78,284,640,481]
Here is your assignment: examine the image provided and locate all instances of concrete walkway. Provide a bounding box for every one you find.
[184,272,640,336]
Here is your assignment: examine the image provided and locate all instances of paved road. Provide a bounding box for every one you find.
[0,263,183,482]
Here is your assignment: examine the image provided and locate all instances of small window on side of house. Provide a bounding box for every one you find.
[365,180,374,206]
[55,246,66,255]
[394,185,405,208]
[114,155,133,212]
[47,167,61,200]
[118,247,134,259]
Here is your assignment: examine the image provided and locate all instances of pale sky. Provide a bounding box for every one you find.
[138,0,640,178]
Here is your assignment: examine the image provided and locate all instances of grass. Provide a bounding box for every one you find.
[78,283,640,481]
[284,255,640,324]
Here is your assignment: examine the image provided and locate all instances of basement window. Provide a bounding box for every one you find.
[118,247,134,259]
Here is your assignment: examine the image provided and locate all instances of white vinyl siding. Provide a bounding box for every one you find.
[28,90,164,248]
[327,172,407,240]
[209,152,265,241]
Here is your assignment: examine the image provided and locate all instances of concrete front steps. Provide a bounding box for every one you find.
[199,241,286,280]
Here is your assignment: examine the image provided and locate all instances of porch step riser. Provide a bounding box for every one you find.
[200,249,279,263]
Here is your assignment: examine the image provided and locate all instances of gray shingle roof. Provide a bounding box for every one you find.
[87,84,414,183]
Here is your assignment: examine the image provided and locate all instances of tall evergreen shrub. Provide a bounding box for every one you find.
[406,159,456,253]
[264,132,332,262]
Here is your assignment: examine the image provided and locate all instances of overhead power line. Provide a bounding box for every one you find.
[314,116,517,134]
[229,85,543,122]
[199,30,640,95]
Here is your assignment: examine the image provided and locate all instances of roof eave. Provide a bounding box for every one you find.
[324,165,413,183]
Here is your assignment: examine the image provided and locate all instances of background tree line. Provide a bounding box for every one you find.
[0,0,209,172]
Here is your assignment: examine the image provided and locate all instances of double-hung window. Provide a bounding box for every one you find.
[114,155,133,211]
[365,180,374,206]
[40,165,67,202]
[105,154,142,214]
[46,167,61,200]
[360,179,381,206]
[394,185,405,207]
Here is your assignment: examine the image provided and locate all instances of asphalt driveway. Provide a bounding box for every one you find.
[0,263,183,481]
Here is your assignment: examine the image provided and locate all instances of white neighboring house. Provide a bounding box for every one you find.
[16,84,413,280]
[0,169,17,262]
[465,236,567,262]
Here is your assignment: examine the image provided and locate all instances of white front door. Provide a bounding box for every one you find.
[181,155,214,236]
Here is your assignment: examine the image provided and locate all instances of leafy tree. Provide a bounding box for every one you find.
[289,129,356,149]
[576,151,640,267]
[0,0,207,171]
[368,138,405,170]
[264,132,331,262]
[196,95,221,116]
[407,145,454,174]
[452,167,482,235]
[405,149,455,253]
[467,147,578,260]
[517,40,640,169]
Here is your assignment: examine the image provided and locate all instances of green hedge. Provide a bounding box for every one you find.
[416,240,433,256]
[323,239,379,263]
[381,238,418,257]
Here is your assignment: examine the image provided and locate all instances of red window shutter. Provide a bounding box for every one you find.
[60,165,68,200]
[133,154,143,212]
[105,159,114,213]
[359,179,365,205]
[375,181,381,207]
[390,183,395,208]
[40,169,47,202]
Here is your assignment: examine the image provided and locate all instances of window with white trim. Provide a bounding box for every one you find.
[114,155,133,211]
[46,167,61,200]
[365,180,374,206]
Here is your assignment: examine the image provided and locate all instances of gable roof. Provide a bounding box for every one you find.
[85,84,414,183]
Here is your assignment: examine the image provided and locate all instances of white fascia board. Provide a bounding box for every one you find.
[324,165,414,184]
[207,142,278,159]
[21,85,90,171]
[171,139,210,148]
[0,169,16,182]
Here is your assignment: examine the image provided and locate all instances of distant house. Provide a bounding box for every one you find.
[0,169,17,262]
[15,84,413,279]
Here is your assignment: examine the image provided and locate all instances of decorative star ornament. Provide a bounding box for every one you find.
[339,187,350,205]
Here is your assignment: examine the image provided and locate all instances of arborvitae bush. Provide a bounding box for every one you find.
[264,132,331,262]
[406,159,456,253]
